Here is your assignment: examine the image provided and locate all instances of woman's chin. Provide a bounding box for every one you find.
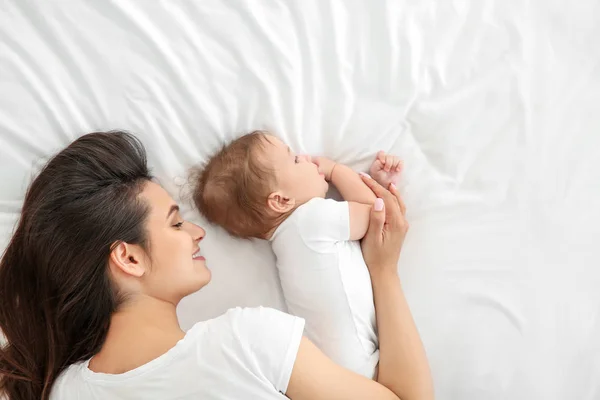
[184,263,212,294]
[198,265,212,286]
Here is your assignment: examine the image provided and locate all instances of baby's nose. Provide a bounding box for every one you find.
[298,154,312,163]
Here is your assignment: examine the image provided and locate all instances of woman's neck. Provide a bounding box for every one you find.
[114,294,182,331]
[89,294,185,374]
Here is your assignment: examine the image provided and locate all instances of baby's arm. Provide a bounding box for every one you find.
[330,161,375,240]
[315,154,402,241]
[314,157,375,240]
[348,202,372,240]
[314,157,376,205]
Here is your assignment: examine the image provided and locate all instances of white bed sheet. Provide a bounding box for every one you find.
[1,1,599,399]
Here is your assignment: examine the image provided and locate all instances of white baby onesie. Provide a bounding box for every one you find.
[270,197,379,377]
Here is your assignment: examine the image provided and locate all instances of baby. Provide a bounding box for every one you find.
[192,131,402,378]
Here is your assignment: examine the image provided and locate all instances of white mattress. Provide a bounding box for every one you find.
[1,1,599,399]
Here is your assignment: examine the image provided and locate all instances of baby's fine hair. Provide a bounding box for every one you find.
[192,131,279,239]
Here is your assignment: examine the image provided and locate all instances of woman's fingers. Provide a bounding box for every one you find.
[360,174,402,222]
[360,173,395,202]
[388,183,406,216]
[368,198,386,239]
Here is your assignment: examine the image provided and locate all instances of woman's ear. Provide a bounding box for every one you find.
[109,241,146,278]
[267,191,296,214]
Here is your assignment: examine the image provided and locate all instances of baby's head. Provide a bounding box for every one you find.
[193,131,328,239]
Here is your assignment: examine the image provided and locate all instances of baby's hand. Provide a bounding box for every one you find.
[368,151,403,188]
[313,156,337,181]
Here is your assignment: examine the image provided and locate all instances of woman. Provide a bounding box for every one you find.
[0,131,433,400]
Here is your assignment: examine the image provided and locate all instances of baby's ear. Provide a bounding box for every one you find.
[267,191,296,214]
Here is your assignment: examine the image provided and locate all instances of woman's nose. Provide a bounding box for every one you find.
[185,222,206,242]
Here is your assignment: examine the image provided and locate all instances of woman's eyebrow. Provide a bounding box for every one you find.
[166,204,180,219]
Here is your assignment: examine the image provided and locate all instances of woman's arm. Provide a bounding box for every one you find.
[286,177,434,400]
[359,176,434,400]
[286,336,399,400]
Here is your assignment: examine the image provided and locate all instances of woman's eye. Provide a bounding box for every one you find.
[173,221,184,229]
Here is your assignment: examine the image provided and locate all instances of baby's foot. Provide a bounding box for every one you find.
[368,151,403,188]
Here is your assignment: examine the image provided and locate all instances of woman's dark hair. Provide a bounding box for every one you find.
[0,131,152,400]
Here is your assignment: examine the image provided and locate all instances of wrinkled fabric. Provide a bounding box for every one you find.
[1,1,599,399]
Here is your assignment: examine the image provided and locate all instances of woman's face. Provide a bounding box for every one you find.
[138,181,211,304]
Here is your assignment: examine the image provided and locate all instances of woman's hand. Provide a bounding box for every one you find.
[359,176,409,278]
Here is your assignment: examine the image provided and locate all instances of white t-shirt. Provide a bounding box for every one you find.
[270,197,379,378]
[50,307,305,400]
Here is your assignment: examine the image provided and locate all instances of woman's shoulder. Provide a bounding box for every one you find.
[51,307,305,399]
[185,306,305,391]
[189,306,304,354]
[191,306,299,336]
[201,306,305,393]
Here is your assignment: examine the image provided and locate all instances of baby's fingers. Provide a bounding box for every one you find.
[384,155,393,171]
[394,158,403,172]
